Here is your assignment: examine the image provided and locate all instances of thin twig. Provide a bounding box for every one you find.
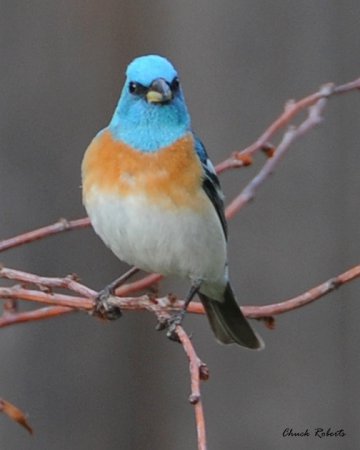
[0,287,93,309]
[175,325,208,450]
[216,77,360,174]
[0,217,90,253]
[115,273,163,296]
[152,306,208,450]
[243,264,360,319]
[225,84,333,218]
[0,266,96,297]
[0,306,73,328]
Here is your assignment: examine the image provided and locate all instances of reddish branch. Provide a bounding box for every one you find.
[1,76,359,448]
[1,265,359,326]
[0,217,90,254]
[226,85,331,218]
[216,77,360,174]
[1,265,358,444]
[244,264,360,320]
[175,325,208,450]
[153,306,209,450]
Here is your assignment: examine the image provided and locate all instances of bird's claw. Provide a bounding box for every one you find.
[156,312,184,343]
[166,324,181,343]
[92,288,122,320]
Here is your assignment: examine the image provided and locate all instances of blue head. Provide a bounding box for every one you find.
[109,55,191,151]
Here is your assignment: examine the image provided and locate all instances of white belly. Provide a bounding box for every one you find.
[84,189,227,285]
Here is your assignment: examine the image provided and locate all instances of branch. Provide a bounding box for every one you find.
[244,264,360,321]
[0,217,90,254]
[175,325,208,450]
[216,77,360,174]
[0,305,73,327]
[1,265,359,449]
[1,265,359,325]
[226,83,360,219]
[154,307,209,450]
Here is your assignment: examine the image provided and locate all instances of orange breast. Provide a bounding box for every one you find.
[82,129,205,210]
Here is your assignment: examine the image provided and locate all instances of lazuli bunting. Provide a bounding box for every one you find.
[82,55,263,349]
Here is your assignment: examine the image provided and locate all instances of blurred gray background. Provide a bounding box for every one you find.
[1,1,359,449]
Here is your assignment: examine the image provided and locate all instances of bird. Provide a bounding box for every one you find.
[82,54,264,349]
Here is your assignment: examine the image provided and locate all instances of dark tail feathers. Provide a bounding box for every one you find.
[198,283,264,349]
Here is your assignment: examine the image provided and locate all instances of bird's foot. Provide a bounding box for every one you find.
[156,311,185,343]
[92,286,122,320]
[92,268,140,319]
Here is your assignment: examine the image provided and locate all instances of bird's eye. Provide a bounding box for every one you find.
[129,82,138,94]
[129,81,147,95]
[170,77,180,92]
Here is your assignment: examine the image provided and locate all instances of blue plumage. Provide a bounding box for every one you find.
[126,55,178,86]
[110,55,190,151]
